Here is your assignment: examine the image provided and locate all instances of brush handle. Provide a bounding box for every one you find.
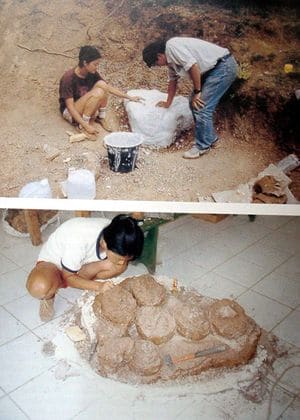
[172,345,227,364]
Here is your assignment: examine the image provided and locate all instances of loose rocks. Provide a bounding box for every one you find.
[93,285,137,326]
[129,339,162,376]
[136,306,176,344]
[84,275,261,384]
[98,337,134,374]
[174,302,210,341]
[130,274,166,306]
[209,299,249,339]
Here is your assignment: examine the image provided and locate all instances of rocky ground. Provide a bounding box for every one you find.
[0,0,299,202]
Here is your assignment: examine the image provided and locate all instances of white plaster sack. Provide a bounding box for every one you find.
[124,89,194,148]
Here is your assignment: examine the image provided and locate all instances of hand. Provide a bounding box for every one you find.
[156,101,170,108]
[191,93,205,110]
[83,122,99,135]
[95,281,114,293]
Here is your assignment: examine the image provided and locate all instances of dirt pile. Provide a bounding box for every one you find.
[73,275,261,385]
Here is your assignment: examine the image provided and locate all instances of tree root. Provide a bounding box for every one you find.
[17,44,75,59]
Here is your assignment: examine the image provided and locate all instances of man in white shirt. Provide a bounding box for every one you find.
[143,37,238,158]
[26,215,144,321]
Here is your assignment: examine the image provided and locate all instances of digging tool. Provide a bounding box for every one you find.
[164,344,227,367]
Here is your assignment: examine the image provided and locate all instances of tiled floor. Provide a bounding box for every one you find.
[0,212,299,419]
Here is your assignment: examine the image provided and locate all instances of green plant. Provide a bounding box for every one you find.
[237,62,252,80]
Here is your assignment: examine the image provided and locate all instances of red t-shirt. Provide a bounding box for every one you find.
[59,68,103,113]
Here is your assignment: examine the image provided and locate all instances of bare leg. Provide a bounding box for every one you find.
[27,262,64,321]
[27,262,63,299]
[75,82,108,118]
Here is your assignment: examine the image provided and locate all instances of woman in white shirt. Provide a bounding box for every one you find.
[26,215,144,321]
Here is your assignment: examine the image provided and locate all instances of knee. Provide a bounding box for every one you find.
[26,272,52,299]
[89,88,107,104]
[194,107,212,119]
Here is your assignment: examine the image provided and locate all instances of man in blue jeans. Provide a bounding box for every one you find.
[143,37,238,158]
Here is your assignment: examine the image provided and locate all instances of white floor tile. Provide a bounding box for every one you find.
[0,269,28,305]
[0,240,41,267]
[176,399,227,419]
[213,255,273,288]
[259,230,300,254]
[222,220,273,243]
[268,342,300,396]
[275,255,300,277]
[58,287,85,304]
[277,218,300,237]
[10,368,106,420]
[158,215,194,234]
[132,396,195,420]
[0,307,28,346]
[0,230,27,251]
[0,331,55,393]
[0,396,28,420]
[254,215,293,230]
[254,270,300,308]
[272,310,300,347]
[237,243,292,270]
[74,394,193,420]
[189,214,244,234]
[33,314,68,342]
[202,386,294,420]
[4,294,73,330]
[278,397,300,420]
[159,222,213,260]
[182,243,234,270]
[20,263,35,274]
[237,290,291,331]
[73,398,131,420]
[190,272,247,300]
[0,254,19,275]
[204,231,256,255]
[156,256,208,286]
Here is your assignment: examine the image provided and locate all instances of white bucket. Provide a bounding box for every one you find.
[66,169,96,199]
[19,178,52,198]
[104,132,143,173]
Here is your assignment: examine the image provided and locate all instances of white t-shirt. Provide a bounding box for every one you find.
[165,37,230,81]
[38,217,110,272]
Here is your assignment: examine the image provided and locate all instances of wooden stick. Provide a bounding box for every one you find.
[24,210,42,246]
[69,133,89,143]
[17,44,74,59]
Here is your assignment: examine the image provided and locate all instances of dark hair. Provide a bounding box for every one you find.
[103,215,144,260]
[142,39,166,68]
[78,46,101,67]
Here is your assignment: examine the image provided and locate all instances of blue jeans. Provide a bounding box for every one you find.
[190,55,238,150]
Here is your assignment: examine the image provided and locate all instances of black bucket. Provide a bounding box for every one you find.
[104,132,143,173]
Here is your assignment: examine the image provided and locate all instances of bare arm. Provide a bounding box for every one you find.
[78,259,128,280]
[156,79,177,108]
[61,270,111,292]
[188,63,205,110]
[65,98,99,134]
[105,84,143,102]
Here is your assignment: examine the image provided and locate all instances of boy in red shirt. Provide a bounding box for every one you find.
[59,45,143,134]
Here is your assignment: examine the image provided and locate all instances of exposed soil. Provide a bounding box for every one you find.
[0,0,299,202]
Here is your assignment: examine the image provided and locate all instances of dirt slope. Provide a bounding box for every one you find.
[0,0,299,202]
